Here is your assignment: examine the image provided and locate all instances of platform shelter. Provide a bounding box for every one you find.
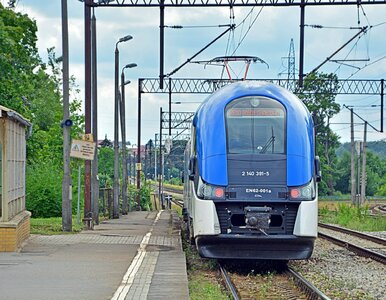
[0,105,31,251]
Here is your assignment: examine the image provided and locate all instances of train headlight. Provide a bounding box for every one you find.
[197,180,225,200]
[289,179,316,200]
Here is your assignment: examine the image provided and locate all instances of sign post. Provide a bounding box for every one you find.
[70,136,96,229]
[70,139,96,160]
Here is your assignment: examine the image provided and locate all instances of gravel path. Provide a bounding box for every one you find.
[290,238,386,300]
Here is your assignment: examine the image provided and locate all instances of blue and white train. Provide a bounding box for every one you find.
[183,81,321,260]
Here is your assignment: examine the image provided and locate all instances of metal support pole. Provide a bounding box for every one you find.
[299,0,305,87]
[61,0,72,232]
[84,0,92,228]
[350,108,356,205]
[149,141,152,179]
[144,144,148,180]
[159,0,165,89]
[136,80,142,209]
[154,134,158,180]
[381,79,384,133]
[169,77,172,135]
[121,71,128,214]
[360,122,367,205]
[77,165,81,225]
[357,141,361,203]
[159,108,163,205]
[91,8,99,225]
[113,45,120,219]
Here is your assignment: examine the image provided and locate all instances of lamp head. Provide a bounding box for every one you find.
[118,35,133,43]
[125,63,137,69]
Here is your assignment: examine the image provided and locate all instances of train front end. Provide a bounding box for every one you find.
[185,81,320,260]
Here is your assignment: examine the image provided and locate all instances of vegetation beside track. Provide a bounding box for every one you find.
[319,203,386,231]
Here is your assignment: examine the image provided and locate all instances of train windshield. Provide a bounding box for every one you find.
[226,96,286,154]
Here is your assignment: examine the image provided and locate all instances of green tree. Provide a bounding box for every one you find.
[377,174,386,196]
[0,5,84,218]
[98,146,114,188]
[297,72,340,195]
[334,150,386,197]
[334,151,351,194]
[0,4,39,114]
[365,152,386,196]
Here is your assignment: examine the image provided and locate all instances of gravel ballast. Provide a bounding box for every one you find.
[290,237,386,300]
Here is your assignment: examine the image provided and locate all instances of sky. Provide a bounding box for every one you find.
[7,0,386,144]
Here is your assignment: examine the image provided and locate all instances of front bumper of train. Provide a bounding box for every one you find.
[196,234,315,260]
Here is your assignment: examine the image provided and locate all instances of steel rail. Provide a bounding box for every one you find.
[319,223,386,246]
[163,186,184,195]
[219,264,240,300]
[170,197,183,208]
[318,232,386,265]
[287,267,331,300]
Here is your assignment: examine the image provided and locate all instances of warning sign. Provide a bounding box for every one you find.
[70,139,96,160]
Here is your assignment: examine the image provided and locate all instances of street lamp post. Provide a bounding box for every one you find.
[120,63,137,214]
[113,34,132,219]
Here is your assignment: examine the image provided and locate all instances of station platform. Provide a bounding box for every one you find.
[0,210,189,300]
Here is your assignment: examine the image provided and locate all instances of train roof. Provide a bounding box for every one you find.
[193,81,310,124]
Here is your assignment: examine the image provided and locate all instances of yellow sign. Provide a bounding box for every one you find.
[136,163,142,171]
[70,139,96,160]
[81,133,94,142]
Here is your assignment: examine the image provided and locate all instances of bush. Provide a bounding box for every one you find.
[26,162,62,218]
[127,181,152,211]
[139,181,152,211]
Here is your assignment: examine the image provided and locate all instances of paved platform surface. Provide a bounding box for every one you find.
[0,210,189,300]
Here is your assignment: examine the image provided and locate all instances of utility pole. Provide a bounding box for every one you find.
[360,122,367,205]
[356,141,361,204]
[113,44,120,219]
[113,35,133,218]
[91,8,99,225]
[120,72,128,214]
[84,0,92,229]
[136,80,142,209]
[120,64,138,213]
[350,108,356,205]
[154,134,158,181]
[298,0,305,87]
[61,0,72,232]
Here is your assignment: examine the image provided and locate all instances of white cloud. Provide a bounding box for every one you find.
[15,2,386,143]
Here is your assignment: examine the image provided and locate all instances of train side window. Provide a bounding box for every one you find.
[188,157,196,180]
[189,125,197,181]
[315,156,322,182]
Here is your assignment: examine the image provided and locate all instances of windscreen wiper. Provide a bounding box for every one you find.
[260,127,275,154]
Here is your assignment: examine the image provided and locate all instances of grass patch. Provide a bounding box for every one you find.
[182,225,230,299]
[189,273,229,300]
[319,203,386,231]
[163,182,183,191]
[30,216,83,235]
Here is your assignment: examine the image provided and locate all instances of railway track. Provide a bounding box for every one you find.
[162,186,183,195]
[219,262,330,300]
[318,223,386,265]
[170,197,183,208]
